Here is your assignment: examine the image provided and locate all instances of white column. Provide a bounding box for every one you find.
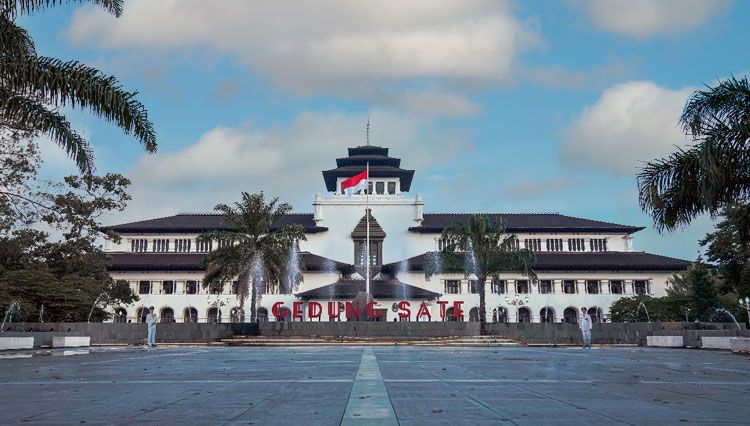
[553,279,561,294]
[601,279,609,295]
[624,279,633,294]
[576,279,585,294]
[507,279,516,295]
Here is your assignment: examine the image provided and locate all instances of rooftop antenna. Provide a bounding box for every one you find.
[366,117,370,146]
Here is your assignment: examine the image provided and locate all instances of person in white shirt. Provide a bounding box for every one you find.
[579,307,592,349]
[145,306,157,348]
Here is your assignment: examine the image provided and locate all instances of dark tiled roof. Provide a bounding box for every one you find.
[101,213,328,234]
[296,279,440,300]
[322,145,415,192]
[387,251,690,272]
[409,213,644,234]
[107,252,351,272]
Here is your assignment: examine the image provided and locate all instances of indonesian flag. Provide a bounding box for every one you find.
[342,170,368,196]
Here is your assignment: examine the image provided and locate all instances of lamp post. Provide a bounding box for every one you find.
[739,297,750,327]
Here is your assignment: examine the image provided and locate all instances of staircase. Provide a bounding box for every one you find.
[220,335,519,347]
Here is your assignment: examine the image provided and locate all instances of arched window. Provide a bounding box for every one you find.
[257,307,269,323]
[113,307,127,323]
[493,307,507,323]
[136,307,148,323]
[517,307,531,323]
[162,281,174,294]
[445,307,461,322]
[588,307,603,323]
[183,307,198,323]
[540,307,555,323]
[563,307,578,324]
[160,307,175,323]
[230,307,242,323]
[207,307,221,323]
[469,307,479,322]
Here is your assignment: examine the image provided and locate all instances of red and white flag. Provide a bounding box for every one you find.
[342,170,368,196]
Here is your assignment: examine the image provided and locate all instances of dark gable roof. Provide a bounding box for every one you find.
[107,252,351,272]
[387,251,690,272]
[322,145,415,192]
[296,279,440,300]
[101,213,328,234]
[409,213,644,234]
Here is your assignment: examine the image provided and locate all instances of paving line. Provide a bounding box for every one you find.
[341,347,399,425]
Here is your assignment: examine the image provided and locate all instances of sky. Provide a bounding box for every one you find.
[20,0,750,260]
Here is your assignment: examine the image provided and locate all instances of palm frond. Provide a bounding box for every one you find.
[0,56,157,153]
[1,0,122,19]
[0,86,93,173]
[0,15,34,56]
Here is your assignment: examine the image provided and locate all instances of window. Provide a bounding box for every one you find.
[588,307,603,323]
[546,238,563,251]
[113,308,127,323]
[491,279,506,294]
[160,307,175,323]
[207,307,221,323]
[209,282,224,295]
[563,307,578,324]
[138,281,151,295]
[524,238,542,251]
[185,280,198,294]
[468,280,479,294]
[563,280,576,294]
[376,181,384,194]
[231,281,239,294]
[568,238,585,252]
[257,307,269,323]
[162,280,174,294]
[610,280,623,294]
[183,307,198,323]
[264,281,279,294]
[230,307,242,323]
[175,238,191,252]
[445,280,461,294]
[469,307,479,322]
[218,239,233,249]
[136,307,148,323]
[196,239,213,252]
[517,307,531,323]
[516,280,529,294]
[586,280,600,294]
[540,307,555,323]
[540,280,552,294]
[634,280,648,295]
[590,238,607,252]
[493,307,507,323]
[131,239,148,252]
[152,238,169,252]
[355,240,382,266]
[387,182,396,194]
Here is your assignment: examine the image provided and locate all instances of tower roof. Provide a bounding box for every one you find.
[322,145,415,192]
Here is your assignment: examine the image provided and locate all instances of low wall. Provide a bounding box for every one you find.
[258,321,481,337]
[2,323,258,346]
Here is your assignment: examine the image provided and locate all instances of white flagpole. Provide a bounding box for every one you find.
[365,162,370,295]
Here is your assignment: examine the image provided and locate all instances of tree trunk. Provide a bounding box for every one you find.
[478,275,487,335]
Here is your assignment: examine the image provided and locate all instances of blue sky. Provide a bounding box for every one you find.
[20,0,749,260]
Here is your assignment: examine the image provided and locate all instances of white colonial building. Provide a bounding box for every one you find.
[103,145,689,324]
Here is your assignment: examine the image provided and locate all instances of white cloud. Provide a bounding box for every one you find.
[110,110,468,223]
[571,0,732,39]
[65,0,539,115]
[561,81,693,175]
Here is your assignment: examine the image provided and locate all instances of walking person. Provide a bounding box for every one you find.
[579,307,592,349]
[145,306,157,348]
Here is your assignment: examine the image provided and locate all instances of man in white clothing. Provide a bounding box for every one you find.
[579,307,592,349]
[145,306,157,348]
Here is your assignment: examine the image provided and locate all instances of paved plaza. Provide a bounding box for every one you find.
[0,345,749,425]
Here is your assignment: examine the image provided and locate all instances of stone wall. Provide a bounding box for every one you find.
[2,323,258,346]
[258,321,481,337]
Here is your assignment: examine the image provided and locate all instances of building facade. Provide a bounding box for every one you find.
[104,145,690,324]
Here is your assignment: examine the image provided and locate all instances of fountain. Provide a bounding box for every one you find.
[88,293,110,323]
[286,240,301,293]
[633,301,651,322]
[396,259,409,301]
[465,238,479,277]
[1,300,21,331]
[38,304,44,323]
[709,307,742,330]
[426,251,442,280]
[251,254,265,320]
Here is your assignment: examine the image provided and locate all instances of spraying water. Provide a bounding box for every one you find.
[286,240,301,293]
[1,300,21,331]
[251,254,264,303]
[427,251,442,279]
[466,238,479,277]
[397,259,409,300]
[633,301,651,322]
[38,304,44,323]
[88,293,109,323]
[709,308,742,330]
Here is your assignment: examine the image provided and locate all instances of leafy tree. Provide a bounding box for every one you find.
[0,0,156,177]
[700,204,750,296]
[687,261,720,321]
[425,214,536,333]
[199,192,305,322]
[609,294,692,322]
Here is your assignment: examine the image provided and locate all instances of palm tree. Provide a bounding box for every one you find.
[1,0,156,176]
[199,192,305,322]
[426,214,536,334]
[637,76,750,234]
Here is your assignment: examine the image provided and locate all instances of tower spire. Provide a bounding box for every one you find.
[366,117,370,146]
